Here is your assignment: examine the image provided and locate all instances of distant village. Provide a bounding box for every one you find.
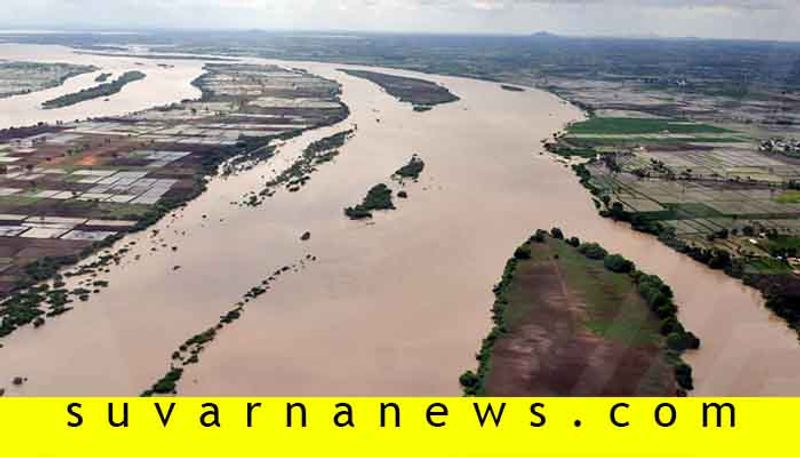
[759,138,800,158]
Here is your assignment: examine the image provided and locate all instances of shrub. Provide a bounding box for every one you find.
[513,245,532,260]
[393,155,425,180]
[603,254,634,273]
[566,236,581,247]
[344,183,395,220]
[531,229,548,243]
[578,242,608,260]
[550,227,564,239]
[674,363,693,390]
[459,370,480,395]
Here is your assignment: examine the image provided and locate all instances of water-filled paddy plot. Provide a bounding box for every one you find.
[0,61,96,99]
[0,62,347,313]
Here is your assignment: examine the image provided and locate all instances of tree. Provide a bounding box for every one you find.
[578,242,608,260]
[514,245,532,260]
[603,254,634,273]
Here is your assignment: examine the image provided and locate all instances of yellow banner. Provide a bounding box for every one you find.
[0,398,783,456]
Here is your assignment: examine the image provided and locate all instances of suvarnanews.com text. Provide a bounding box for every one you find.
[62,399,736,430]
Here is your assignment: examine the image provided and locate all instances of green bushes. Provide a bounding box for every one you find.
[531,229,549,243]
[578,242,608,260]
[513,245,532,260]
[460,255,520,396]
[42,70,146,109]
[459,371,480,395]
[674,363,694,391]
[393,154,425,181]
[603,254,634,273]
[143,368,184,396]
[666,331,701,351]
[344,183,395,220]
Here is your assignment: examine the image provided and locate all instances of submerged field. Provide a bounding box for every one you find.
[462,230,696,396]
[0,62,348,339]
[0,61,96,99]
[547,114,800,339]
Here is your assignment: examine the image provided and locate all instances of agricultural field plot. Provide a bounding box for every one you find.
[461,233,697,396]
[0,61,96,99]
[558,114,800,274]
[0,62,347,298]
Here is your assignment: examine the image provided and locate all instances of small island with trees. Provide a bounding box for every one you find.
[344,183,395,220]
[392,154,425,182]
[41,70,146,109]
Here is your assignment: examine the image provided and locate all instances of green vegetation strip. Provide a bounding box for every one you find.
[42,70,146,109]
[459,228,699,396]
[142,255,317,396]
[242,129,355,207]
[567,117,731,135]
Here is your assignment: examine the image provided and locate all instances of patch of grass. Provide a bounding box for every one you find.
[554,241,658,345]
[568,117,731,135]
[774,190,800,204]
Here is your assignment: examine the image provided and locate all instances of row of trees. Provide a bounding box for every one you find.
[461,227,700,395]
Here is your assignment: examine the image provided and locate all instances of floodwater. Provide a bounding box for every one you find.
[1,46,800,396]
[0,44,203,129]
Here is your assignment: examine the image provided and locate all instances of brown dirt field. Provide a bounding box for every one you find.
[484,242,676,396]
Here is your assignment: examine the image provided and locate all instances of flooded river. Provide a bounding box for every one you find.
[1,46,799,396]
[0,44,203,129]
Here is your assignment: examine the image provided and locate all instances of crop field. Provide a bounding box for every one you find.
[553,110,800,286]
[473,235,687,396]
[0,63,347,298]
[0,61,96,98]
[567,117,731,135]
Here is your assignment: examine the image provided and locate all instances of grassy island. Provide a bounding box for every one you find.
[340,69,459,110]
[461,228,698,397]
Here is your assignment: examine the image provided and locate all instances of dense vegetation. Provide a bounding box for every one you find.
[567,117,730,135]
[242,128,354,207]
[392,154,425,181]
[344,183,395,220]
[340,69,459,110]
[41,70,146,109]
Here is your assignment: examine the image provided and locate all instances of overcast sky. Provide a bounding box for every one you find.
[3,0,800,41]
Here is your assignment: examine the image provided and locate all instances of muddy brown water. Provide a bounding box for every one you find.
[0,46,799,396]
[0,44,203,129]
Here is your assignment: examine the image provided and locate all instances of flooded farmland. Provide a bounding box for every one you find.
[0,44,204,129]
[1,45,800,396]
